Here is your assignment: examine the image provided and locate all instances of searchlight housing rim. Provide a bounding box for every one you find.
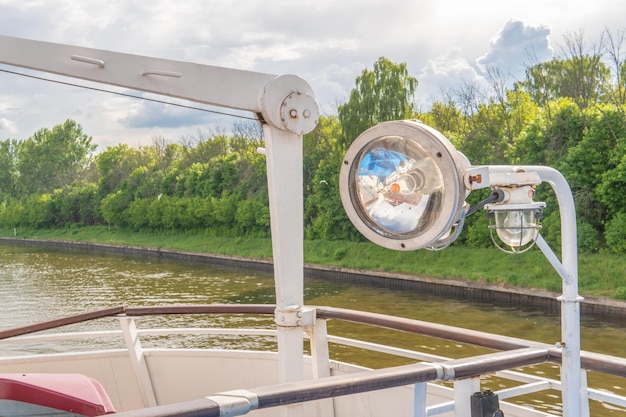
[339,120,469,251]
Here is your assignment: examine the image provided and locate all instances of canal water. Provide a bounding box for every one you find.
[0,243,624,416]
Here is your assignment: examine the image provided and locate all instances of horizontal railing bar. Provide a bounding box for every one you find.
[255,362,442,408]
[316,306,543,351]
[0,305,126,340]
[426,401,455,416]
[587,388,626,407]
[0,330,123,344]
[578,350,626,379]
[111,398,221,417]
[446,348,550,380]
[0,328,277,345]
[125,304,276,316]
[326,335,450,362]
[495,380,554,400]
[550,349,626,379]
[257,348,549,407]
[137,328,276,337]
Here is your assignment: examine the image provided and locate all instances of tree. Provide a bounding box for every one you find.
[304,118,362,241]
[338,57,417,146]
[561,105,625,228]
[303,116,341,200]
[0,139,18,198]
[420,100,467,141]
[519,33,611,113]
[300,115,367,240]
[602,28,626,105]
[486,66,540,149]
[17,120,96,195]
[100,189,133,227]
[509,98,583,166]
[95,144,149,197]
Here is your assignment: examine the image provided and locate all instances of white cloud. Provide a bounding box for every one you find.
[415,20,556,106]
[477,20,554,82]
[122,98,210,130]
[0,118,18,135]
[416,48,491,107]
[0,0,624,146]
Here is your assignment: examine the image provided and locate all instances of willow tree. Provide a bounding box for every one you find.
[338,57,417,147]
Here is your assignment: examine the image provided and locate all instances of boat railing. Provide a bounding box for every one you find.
[0,304,625,416]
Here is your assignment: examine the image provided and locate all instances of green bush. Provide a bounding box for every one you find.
[126,198,151,230]
[25,194,54,228]
[235,198,270,237]
[0,199,24,228]
[605,212,626,254]
[464,214,492,248]
[100,189,133,228]
[577,221,600,253]
[539,210,561,252]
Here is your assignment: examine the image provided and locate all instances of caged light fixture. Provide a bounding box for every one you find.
[485,185,546,254]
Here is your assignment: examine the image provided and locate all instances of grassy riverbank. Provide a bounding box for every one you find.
[1,226,624,299]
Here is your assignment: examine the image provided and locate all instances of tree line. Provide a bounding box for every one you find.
[0,29,625,254]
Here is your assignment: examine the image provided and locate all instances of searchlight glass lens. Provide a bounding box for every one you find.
[350,136,446,238]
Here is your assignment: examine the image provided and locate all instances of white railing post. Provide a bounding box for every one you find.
[118,317,158,407]
[453,377,480,417]
[309,317,331,379]
[307,317,335,416]
[580,370,590,417]
[413,382,427,417]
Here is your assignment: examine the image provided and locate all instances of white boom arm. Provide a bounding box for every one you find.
[0,35,318,416]
[0,35,319,135]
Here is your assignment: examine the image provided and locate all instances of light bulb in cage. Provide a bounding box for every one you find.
[485,186,545,253]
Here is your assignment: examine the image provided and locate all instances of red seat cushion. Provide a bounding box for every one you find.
[0,373,116,416]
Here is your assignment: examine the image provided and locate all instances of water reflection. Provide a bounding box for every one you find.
[0,244,624,416]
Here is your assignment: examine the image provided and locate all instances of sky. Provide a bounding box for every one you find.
[0,0,625,149]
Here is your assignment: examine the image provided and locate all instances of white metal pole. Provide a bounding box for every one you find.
[483,165,584,417]
[533,166,584,417]
[263,125,305,417]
